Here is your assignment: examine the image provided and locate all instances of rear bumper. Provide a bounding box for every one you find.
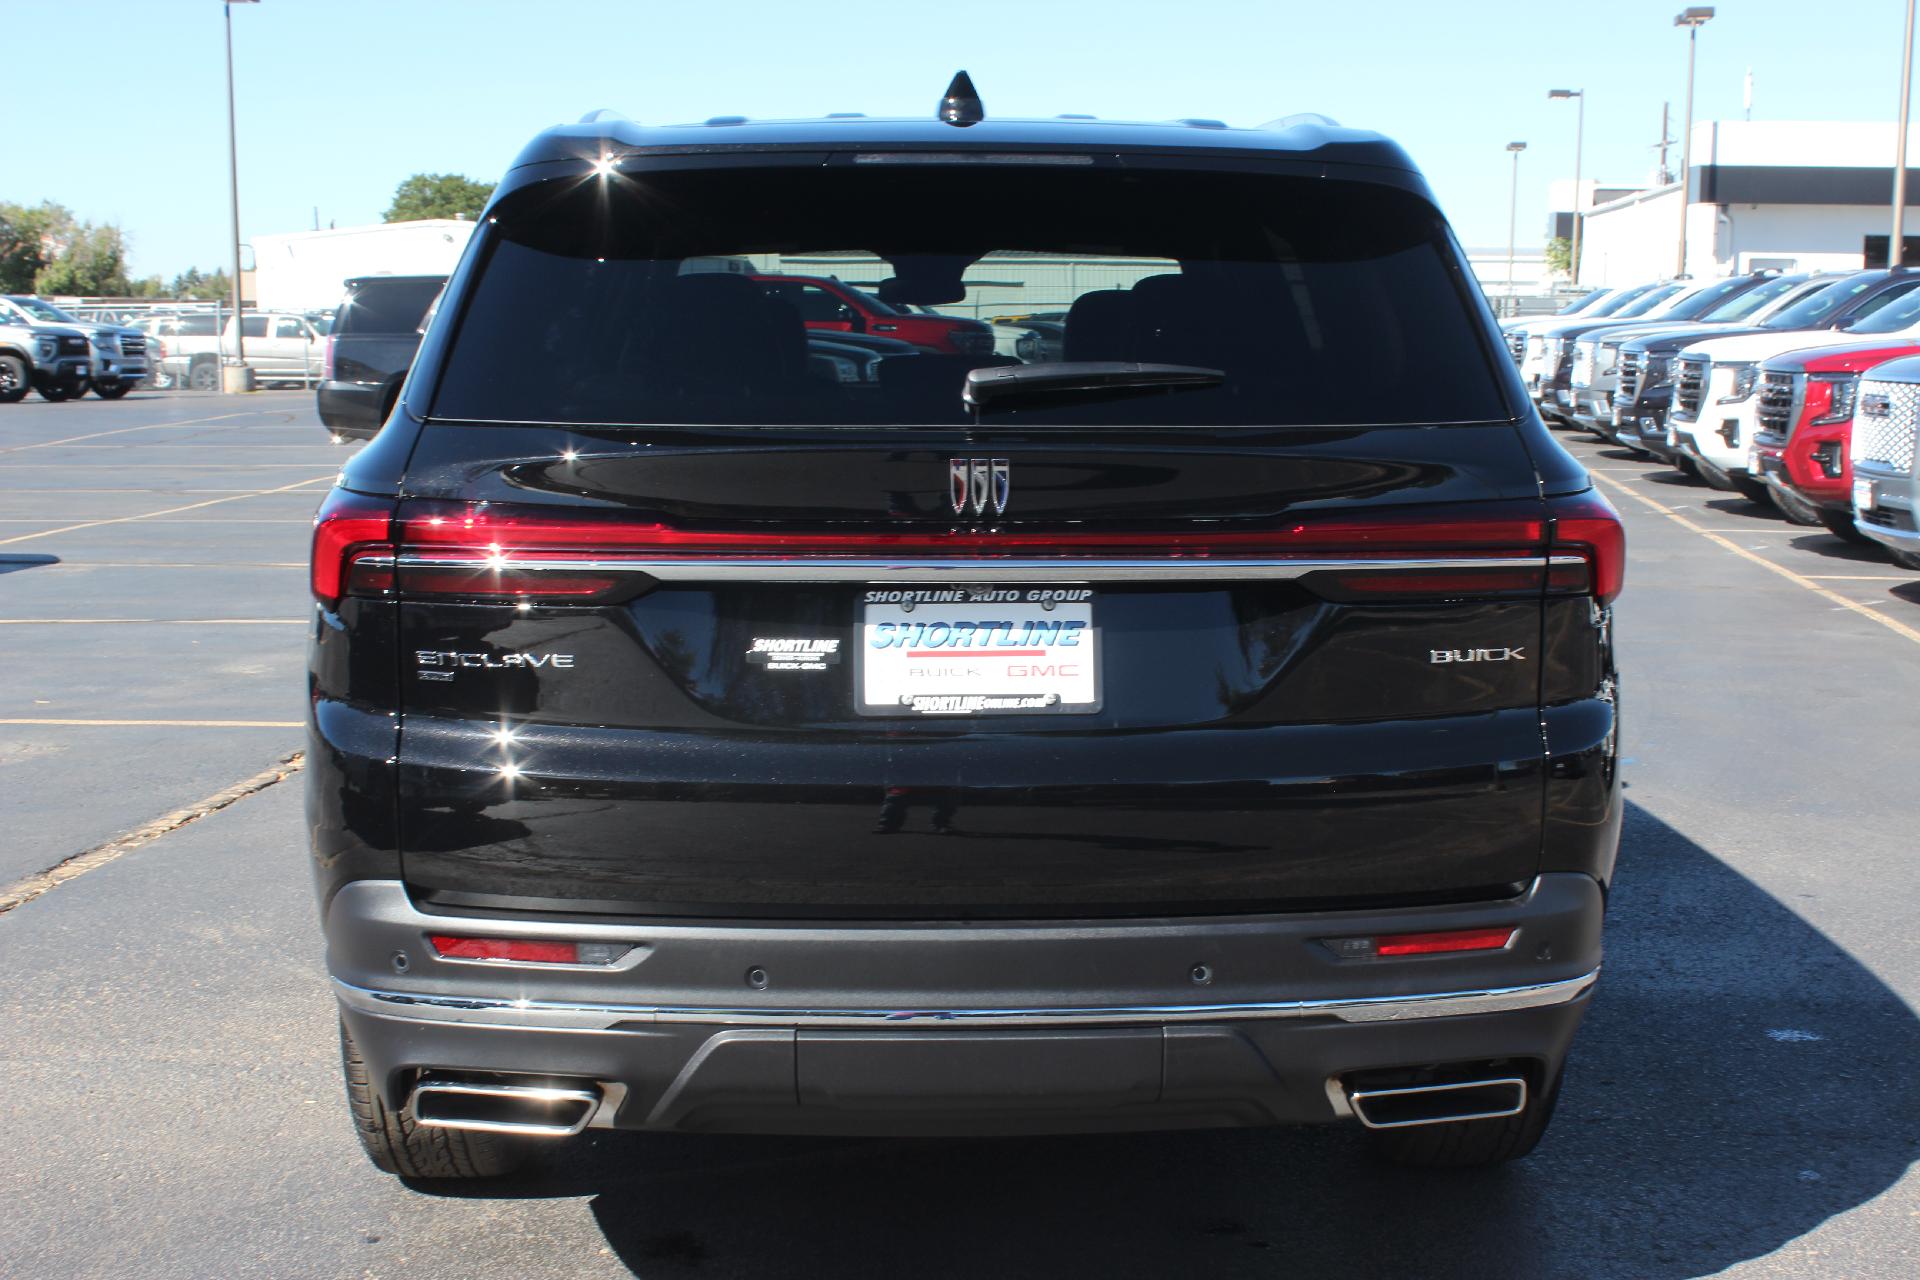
[329,873,1603,1135]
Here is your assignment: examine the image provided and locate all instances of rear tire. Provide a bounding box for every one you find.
[1732,476,1774,507]
[0,353,27,403]
[92,379,132,400]
[338,1022,528,1180]
[189,359,219,391]
[1368,1064,1564,1168]
[1817,508,1872,544]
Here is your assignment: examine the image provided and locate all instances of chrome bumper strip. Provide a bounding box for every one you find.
[334,969,1597,1032]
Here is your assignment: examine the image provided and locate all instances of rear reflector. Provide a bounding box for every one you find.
[1324,926,1516,959]
[428,935,630,965]
[1375,927,1517,957]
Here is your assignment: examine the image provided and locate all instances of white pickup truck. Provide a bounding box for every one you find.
[139,311,330,390]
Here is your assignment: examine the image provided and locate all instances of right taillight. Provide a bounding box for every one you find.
[311,489,397,607]
[1546,489,1625,604]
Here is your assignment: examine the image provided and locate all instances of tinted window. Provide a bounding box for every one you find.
[240,316,268,339]
[1762,278,1873,329]
[1615,284,1687,318]
[431,165,1507,426]
[1841,280,1920,333]
[1658,277,1757,320]
[1557,289,1609,315]
[1701,276,1801,322]
[1585,284,1659,317]
[335,278,444,336]
[176,314,219,337]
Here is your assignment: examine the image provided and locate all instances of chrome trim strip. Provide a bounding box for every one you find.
[335,969,1598,1032]
[376,554,1581,585]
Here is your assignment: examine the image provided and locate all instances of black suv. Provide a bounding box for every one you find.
[308,79,1624,1178]
[316,274,446,441]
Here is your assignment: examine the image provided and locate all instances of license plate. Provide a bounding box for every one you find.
[1856,479,1875,512]
[858,589,1099,716]
[76,364,89,377]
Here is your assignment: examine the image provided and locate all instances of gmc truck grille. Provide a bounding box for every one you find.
[1617,351,1643,403]
[1675,358,1709,420]
[57,335,88,356]
[1755,372,1797,442]
[1571,343,1595,389]
[118,335,146,356]
[1854,379,1920,475]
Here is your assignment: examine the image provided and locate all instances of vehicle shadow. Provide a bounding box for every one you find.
[1784,533,1898,565]
[415,802,1920,1279]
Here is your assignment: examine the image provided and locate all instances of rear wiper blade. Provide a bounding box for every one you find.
[963,361,1226,410]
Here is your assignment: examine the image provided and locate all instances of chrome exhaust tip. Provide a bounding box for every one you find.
[1346,1077,1527,1130]
[407,1077,601,1137]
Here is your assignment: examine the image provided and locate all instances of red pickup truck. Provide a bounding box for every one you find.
[753,274,995,355]
[1752,340,1920,541]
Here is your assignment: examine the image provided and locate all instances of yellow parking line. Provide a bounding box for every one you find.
[0,411,260,453]
[0,718,302,727]
[0,477,331,547]
[1593,471,1920,648]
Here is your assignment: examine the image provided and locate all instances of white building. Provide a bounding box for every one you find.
[245,219,477,313]
[1576,120,1918,287]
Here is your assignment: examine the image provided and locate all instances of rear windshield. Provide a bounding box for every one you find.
[430,164,1508,426]
[336,278,443,336]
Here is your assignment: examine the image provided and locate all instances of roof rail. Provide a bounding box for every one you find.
[1260,112,1341,130]
[577,108,630,125]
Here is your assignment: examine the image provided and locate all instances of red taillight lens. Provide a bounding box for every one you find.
[311,489,396,607]
[429,936,579,964]
[1374,926,1518,957]
[1547,489,1625,604]
[427,935,631,965]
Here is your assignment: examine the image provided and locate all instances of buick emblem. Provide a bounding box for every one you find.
[949,457,1010,516]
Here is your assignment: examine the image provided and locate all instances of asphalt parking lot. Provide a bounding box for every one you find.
[4,390,1920,1279]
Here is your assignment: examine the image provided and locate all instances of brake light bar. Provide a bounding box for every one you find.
[311,493,1625,605]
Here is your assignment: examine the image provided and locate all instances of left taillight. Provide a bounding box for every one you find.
[1546,489,1626,605]
[311,489,397,607]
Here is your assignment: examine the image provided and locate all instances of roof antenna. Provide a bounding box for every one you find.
[939,71,984,126]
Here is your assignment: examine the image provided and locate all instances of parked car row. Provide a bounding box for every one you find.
[0,295,148,401]
[1506,268,1920,568]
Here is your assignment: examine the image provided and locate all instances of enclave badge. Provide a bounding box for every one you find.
[949,457,1010,516]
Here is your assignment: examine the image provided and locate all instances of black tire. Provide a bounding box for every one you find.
[38,382,78,402]
[189,359,220,391]
[1890,549,1920,572]
[1672,454,1700,480]
[1816,508,1872,544]
[92,379,132,400]
[0,353,27,403]
[1769,483,1824,526]
[1732,475,1774,507]
[338,1022,528,1179]
[1368,1065,1564,1168]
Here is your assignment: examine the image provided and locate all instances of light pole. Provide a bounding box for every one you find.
[1894,0,1916,268]
[1549,89,1586,286]
[1673,7,1714,279]
[1506,141,1528,316]
[223,0,259,393]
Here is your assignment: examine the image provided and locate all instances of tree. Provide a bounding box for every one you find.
[168,267,231,300]
[384,173,493,223]
[34,221,131,296]
[1544,237,1573,281]
[0,201,75,293]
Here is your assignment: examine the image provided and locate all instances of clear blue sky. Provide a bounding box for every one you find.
[12,0,1915,277]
